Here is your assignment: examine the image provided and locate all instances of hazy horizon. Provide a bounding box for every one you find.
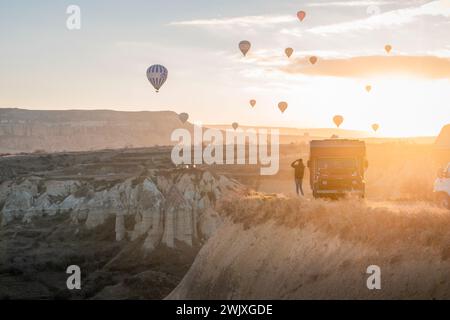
[0,107,445,140]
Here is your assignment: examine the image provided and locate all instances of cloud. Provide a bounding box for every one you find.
[169,1,449,36]
[427,45,450,58]
[307,1,396,7]
[280,55,450,79]
[236,49,349,66]
[305,0,450,35]
[169,15,295,27]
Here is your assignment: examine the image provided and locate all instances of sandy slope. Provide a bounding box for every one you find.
[168,195,450,299]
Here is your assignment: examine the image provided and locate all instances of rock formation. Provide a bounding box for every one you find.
[0,108,193,153]
[0,170,242,252]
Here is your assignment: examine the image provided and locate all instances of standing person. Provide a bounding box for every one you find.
[291,159,305,196]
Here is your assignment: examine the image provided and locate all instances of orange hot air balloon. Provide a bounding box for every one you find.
[278,102,288,113]
[365,85,372,93]
[285,48,294,58]
[297,11,306,22]
[249,99,256,108]
[385,44,392,54]
[309,56,318,65]
[372,124,380,132]
[239,40,251,57]
[333,115,344,128]
[232,122,239,130]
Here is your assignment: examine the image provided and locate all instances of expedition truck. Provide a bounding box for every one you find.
[434,163,450,209]
[308,139,368,199]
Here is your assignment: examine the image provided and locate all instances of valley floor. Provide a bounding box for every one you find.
[0,213,197,300]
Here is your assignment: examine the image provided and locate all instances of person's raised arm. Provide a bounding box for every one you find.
[291,160,298,168]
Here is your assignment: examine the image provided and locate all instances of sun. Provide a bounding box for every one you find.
[275,75,450,137]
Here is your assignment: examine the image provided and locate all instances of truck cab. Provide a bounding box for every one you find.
[433,163,450,209]
[308,139,368,199]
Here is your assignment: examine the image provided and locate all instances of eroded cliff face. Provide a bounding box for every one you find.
[0,170,242,252]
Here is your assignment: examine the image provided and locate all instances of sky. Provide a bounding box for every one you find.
[0,0,449,137]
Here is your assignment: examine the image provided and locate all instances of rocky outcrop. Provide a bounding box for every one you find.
[435,124,450,166]
[0,108,193,153]
[0,170,242,252]
[435,124,450,149]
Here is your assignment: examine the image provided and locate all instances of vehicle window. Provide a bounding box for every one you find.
[317,158,357,169]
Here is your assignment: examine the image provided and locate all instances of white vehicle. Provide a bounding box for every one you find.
[434,162,450,209]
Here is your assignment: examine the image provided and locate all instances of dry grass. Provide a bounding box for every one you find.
[170,195,450,299]
[220,195,450,255]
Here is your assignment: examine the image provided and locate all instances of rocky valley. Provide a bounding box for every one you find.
[0,147,243,299]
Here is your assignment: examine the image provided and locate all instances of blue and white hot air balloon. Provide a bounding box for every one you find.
[146,64,168,93]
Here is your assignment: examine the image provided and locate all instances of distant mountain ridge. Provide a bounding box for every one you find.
[0,109,440,154]
[0,108,191,153]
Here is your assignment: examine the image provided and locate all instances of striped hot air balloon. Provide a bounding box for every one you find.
[146,64,168,93]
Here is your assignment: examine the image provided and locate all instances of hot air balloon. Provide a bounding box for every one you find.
[297,11,306,22]
[278,102,288,113]
[365,85,372,93]
[146,64,168,93]
[249,100,256,108]
[372,124,379,132]
[285,48,294,58]
[333,115,344,128]
[179,113,189,124]
[384,45,392,54]
[309,56,318,65]
[232,122,239,130]
[239,40,251,57]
